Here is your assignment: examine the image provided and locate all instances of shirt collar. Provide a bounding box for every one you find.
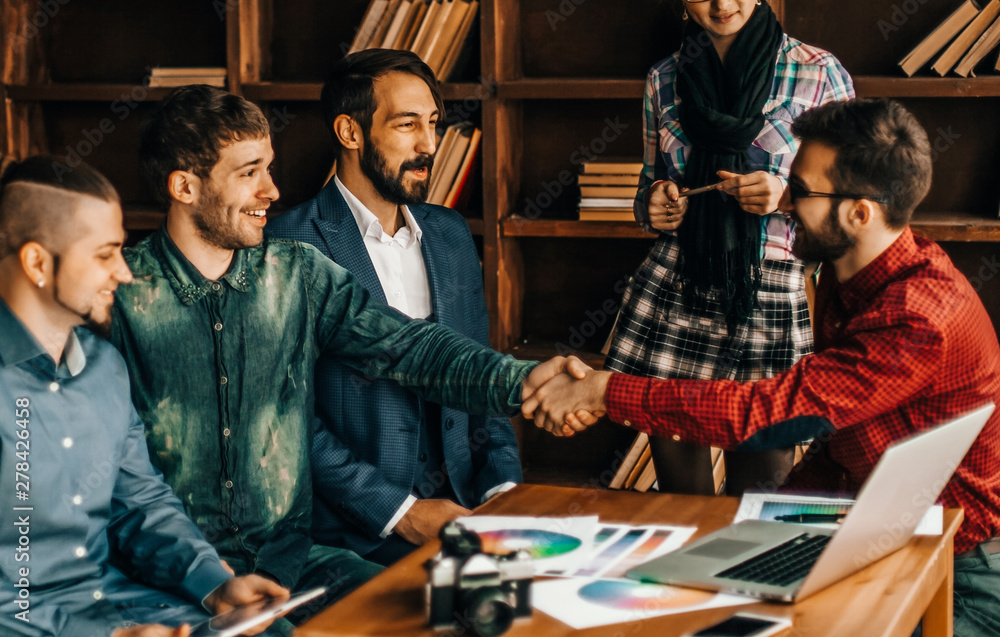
[152,227,252,305]
[334,176,423,248]
[837,227,918,313]
[0,297,86,376]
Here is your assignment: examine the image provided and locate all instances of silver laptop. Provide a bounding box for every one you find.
[627,403,995,603]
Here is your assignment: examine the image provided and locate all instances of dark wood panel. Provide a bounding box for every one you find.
[41,101,160,204]
[261,101,333,212]
[7,83,177,101]
[518,237,652,349]
[519,99,643,220]
[520,0,680,78]
[939,242,1000,337]
[45,0,226,83]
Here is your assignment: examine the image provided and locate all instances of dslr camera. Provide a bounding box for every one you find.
[425,521,533,636]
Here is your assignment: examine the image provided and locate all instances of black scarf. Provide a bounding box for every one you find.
[675,2,783,331]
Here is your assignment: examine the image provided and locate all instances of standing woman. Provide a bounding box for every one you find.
[605,0,853,495]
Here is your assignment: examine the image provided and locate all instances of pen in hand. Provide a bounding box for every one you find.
[677,181,726,199]
[773,513,846,523]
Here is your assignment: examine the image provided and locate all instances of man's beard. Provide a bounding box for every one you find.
[50,255,112,339]
[359,136,433,206]
[793,200,855,263]
[191,183,262,251]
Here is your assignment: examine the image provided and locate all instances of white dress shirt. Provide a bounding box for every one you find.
[335,176,432,320]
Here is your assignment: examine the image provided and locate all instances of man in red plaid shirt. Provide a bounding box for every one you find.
[522,98,1000,636]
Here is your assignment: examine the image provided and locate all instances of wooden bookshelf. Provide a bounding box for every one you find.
[4,0,1000,486]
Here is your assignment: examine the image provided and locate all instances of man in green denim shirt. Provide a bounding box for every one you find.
[108,86,575,629]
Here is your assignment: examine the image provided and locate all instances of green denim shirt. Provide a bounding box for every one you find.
[109,228,534,586]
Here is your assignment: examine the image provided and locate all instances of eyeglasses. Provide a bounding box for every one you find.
[788,183,889,205]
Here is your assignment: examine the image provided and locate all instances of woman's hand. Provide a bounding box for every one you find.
[716,170,784,216]
[647,180,689,231]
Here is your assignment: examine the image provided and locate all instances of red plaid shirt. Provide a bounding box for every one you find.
[606,229,1000,552]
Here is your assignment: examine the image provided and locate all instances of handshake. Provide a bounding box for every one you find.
[519,356,613,437]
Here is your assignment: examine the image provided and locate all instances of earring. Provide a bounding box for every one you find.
[683,8,688,19]
[757,0,762,4]
[37,280,44,289]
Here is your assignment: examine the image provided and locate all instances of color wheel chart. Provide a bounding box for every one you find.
[477,529,582,559]
[578,580,716,610]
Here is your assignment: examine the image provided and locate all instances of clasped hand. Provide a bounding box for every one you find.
[520,356,611,437]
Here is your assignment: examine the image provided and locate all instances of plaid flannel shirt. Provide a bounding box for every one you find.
[635,34,855,260]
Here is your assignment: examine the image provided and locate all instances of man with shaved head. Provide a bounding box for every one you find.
[0,157,286,637]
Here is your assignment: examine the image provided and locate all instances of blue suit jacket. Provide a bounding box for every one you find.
[265,182,522,556]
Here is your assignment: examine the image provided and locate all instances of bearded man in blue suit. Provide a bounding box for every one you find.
[265,49,521,566]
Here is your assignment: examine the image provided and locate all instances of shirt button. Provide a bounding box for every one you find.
[62,437,73,449]
[395,291,402,297]
[230,525,240,534]
[445,418,454,430]
[72,495,83,505]
[672,434,682,441]
[835,321,842,328]
[418,453,428,462]
[214,322,223,331]
[93,590,104,601]
[220,376,228,385]
[74,546,87,558]
[48,381,59,392]
[225,480,234,489]
[623,420,632,427]
[212,283,221,291]
[223,428,231,437]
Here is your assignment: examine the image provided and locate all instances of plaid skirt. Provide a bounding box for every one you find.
[606,236,813,382]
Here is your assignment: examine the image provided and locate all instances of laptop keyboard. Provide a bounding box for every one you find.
[715,534,832,587]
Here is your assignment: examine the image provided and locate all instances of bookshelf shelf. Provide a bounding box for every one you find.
[124,208,166,232]
[502,215,657,239]
[501,213,1000,242]
[853,76,1000,98]
[6,83,177,102]
[497,78,645,100]
[242,81,487,102]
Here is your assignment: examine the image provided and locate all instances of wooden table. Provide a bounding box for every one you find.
[297,485,962,637]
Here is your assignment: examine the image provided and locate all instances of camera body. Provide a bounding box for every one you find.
[425,521,533,636]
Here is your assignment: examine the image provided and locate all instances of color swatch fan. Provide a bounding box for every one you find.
[457,515,597,573]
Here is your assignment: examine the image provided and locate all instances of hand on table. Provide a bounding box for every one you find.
[647,180,690,231]
[203,575,289,635]
[716,170,784,215]
[112,625,190,637]
[522,361,612,438]
[395,499,472,546]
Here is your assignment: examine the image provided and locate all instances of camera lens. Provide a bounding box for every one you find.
[463,588,515,636]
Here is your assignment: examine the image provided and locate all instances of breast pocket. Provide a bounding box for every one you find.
[753,101,797,157]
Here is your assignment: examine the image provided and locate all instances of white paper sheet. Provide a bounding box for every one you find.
[734,492,943,535]
[532,578,756,629]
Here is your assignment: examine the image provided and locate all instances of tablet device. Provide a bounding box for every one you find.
[189,587,326,637]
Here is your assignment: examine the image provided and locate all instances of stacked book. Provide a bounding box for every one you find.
[427,121,481,209]
[348,0,480,81]
[147,67,226,88]
[577,159,642,221]
[899,0,1000,77]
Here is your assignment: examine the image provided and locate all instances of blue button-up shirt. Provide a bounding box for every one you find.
[110,229,534,586]
[0,298,230,636]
